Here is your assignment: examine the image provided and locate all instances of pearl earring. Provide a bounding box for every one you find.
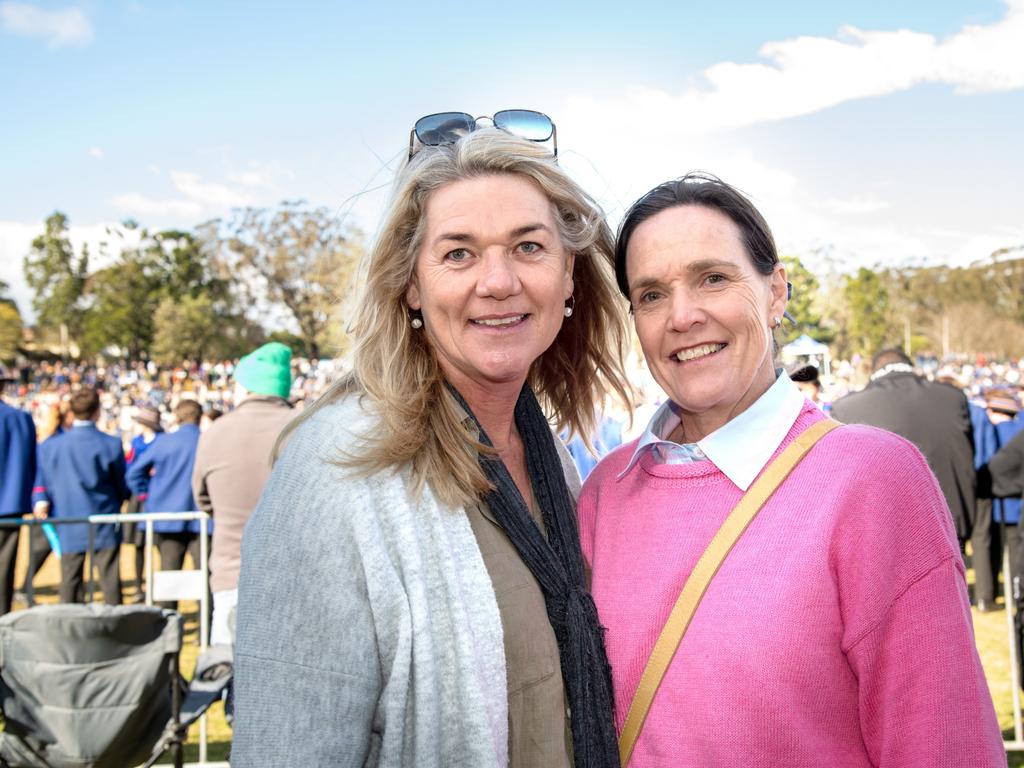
[411,317,423,329]
[564,296,575,318]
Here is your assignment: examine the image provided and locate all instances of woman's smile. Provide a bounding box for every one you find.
[469,312,530,329]
[669,342,727,364]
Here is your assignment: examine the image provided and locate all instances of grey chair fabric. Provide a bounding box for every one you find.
[0,604,182,768]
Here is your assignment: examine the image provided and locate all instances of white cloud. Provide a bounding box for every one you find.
[228,163,293,190]
[566,0,1024,136]
[554,3,1024,281]
[949,231,1024,267]
[819,197,891,215]
[0,2,93,47]
[168,171,257,208]
[111,193,203,219]
[88,146,103,158]
[110,165,288,223]
[228,170,274,189]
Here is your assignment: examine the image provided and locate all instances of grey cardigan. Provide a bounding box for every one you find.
[231,394,580,767]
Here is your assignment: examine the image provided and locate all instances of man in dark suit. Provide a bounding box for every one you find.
[126,399,204,607]
[0,398,36,614]
[33,387,129,604]
[831,349,976,547]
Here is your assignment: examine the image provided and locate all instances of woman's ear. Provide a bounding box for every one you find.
[769,262,788,319]
[405,278,421,311]
[564,251,576,299]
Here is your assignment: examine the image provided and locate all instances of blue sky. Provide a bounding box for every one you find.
[2,0,1022,320]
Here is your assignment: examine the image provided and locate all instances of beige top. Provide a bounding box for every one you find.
[466,497,573,768]
[191,396,295,592]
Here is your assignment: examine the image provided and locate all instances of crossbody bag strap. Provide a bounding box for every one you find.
[618,418,841,766]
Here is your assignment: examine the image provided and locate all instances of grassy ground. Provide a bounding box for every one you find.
[6,537,1024,764]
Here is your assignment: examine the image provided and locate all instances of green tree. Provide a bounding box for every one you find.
[80,252,164,357]
[212,202,363,358]
[0,309,21,364]
[148,229,231,304]
[23,212,88,344]
[842,267,891,359]
[152,294,263,364]
[779,255,831,345]
[152,294,220,363]
[78,224,243,359]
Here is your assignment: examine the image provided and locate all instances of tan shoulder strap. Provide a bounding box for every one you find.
[618,418,841,766]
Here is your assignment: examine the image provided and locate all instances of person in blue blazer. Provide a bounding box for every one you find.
[0,399,36,614]
[33,387,129,604]
[127,399,205,602]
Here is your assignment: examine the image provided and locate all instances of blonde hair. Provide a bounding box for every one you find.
[289,129,632,508]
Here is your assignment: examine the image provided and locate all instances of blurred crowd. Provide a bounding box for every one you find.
[5,351,1024,467]
[0,356,343,450]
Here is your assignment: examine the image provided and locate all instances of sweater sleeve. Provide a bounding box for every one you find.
[577,443,634,573]
[831,429,1004,766]
[577,464,599,569]
[847,558,1004,767]
[231,411,383,767]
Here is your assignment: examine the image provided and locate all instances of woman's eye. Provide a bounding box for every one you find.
[517,241,542,255]
[444,248,471,263]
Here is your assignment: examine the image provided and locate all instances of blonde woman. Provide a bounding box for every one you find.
[232,115,631,768]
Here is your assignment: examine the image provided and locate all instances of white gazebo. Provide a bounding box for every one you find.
[781,333,832,376]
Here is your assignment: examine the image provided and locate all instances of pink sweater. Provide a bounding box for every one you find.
[579,404,1005,767]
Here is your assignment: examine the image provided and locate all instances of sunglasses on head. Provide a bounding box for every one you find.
[409,109,557,159]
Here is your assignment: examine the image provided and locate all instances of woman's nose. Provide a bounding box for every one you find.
[667,290,705,332]
[476,251,522,299]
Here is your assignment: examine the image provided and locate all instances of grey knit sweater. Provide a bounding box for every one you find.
[232,394,517,767]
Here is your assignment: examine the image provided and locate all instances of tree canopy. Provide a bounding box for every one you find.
[209,201,363,359]
[21,205,363,361]
[23,212,88,345]
[20,207,1022,363]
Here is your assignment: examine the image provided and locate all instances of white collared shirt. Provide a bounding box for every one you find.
[619,373,806,491]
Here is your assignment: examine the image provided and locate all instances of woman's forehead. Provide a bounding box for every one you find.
[422,175,559,240]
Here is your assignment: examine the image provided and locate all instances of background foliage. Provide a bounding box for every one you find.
[11,205,364,363]
[7,208,1024,365]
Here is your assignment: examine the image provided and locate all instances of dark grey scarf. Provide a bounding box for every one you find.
[451,384,620,768]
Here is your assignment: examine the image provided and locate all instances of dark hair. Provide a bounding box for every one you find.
[174,399,202,425]
[788,363,820,384]
[871,348,912,371]
[69,387,100,420]
[614,171,779,299]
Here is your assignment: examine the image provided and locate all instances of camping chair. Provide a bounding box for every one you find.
[0,604,185,768]
[144,643,233,765]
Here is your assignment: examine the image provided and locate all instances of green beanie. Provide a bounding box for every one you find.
[234,342,293,398]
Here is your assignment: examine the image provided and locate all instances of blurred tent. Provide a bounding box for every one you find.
[782,334,831,376]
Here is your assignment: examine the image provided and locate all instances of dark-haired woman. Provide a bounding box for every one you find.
[579,172,1004,767]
